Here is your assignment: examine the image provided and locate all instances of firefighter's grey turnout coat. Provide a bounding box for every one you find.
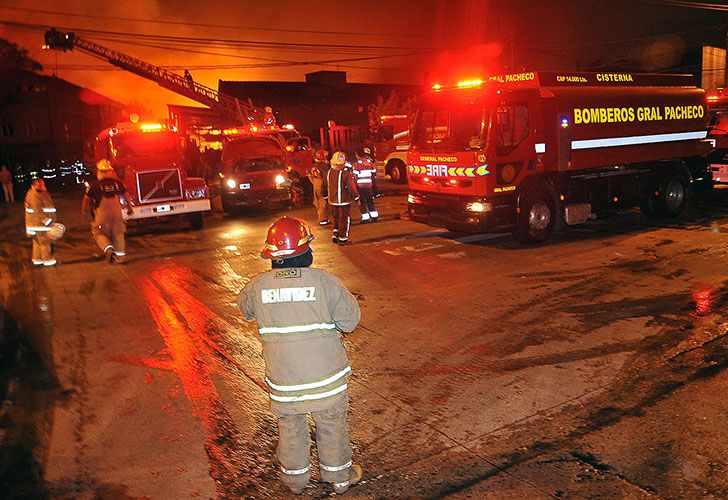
[238,266,360,415]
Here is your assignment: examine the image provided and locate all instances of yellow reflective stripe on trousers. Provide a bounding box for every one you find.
[281,464,311,475]
[258,322,336,335]
[321,460,352,472]
[266,366,351,392]
[269,383,347,403]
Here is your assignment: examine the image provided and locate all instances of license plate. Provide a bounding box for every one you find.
[239,183,251,190]
[155,204,172,213]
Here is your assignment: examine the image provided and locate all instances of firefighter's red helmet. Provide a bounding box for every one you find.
[261,217,314,259]
[314,149,328,162]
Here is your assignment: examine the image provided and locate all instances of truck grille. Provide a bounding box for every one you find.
[137,169,182,203]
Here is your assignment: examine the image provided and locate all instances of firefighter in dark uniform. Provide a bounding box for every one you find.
[324,151,359,245]
[237,217,363,495]
[82,160,134,263]
[353,148,378,223]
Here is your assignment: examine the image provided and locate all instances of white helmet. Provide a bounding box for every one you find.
[48,223,66,241]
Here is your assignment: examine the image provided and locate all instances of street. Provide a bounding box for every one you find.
[2,184,728,499]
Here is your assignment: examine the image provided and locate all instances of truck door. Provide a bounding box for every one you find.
[493,101,534,190]
[286,136,313,178]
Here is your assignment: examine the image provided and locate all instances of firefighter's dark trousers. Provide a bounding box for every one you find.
[92,197,127,261]
[275,398,353,493]
[330,204,351,242]
[357,186,377,222]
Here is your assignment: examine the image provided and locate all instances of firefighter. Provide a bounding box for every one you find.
[353,148,378,223]
[309,149,330,225]
[82,160,134,263]
[237,217,363,495]
[24,178,57,267]
[324,151,359,245]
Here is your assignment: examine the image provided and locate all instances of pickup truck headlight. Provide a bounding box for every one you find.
[226,178,237,189]
[186,188,207,199]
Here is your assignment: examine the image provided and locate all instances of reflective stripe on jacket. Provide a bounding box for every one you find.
[353,159,376,186]
[238,267,360,412]
[324,167,359,206]
[25,189,56,236]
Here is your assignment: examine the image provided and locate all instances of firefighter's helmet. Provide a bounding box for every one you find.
[261,217,314,259]
[331,151,347,167]
[96,159,113,172]
[363,147,372,156]
[314,149,328,162]
[48,223,66,241]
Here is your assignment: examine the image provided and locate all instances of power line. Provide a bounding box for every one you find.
[0,4,430,38]
[642,0,728,11]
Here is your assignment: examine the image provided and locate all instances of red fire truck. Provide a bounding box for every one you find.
[94,121,210,229]
[407,72,711,243]
[373,115,410,183]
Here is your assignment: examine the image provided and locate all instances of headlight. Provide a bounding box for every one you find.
[465,201,492,213]
[407,194,417,204]
[274,174,286,185]
[186,188,207,199]
[226,178,237,189]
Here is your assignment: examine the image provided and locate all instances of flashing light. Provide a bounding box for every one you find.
[285,145,293,152]
[560,117,570,129]
[250,125,258,133]
[274,174,286,185]
[140,123,164,132]
[431,83,442,91]
[456,78,484,89]
[129,113,140,124]
[283,123,295,130]
[449,179,458,185]
[42,44,50,50]
[423,176,430,183]
[707,95,719,104]
[407,194,416,204]
[380,115,408,120]
[226,178,237,189]
[223,128,239,135]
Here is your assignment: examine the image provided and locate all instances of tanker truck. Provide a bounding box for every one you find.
[406,71,711,243]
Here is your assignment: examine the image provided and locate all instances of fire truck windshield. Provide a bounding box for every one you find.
[111,131,178,159]
[413,105,489,152]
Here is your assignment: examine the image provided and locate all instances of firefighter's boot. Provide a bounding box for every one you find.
[333,464,363,494]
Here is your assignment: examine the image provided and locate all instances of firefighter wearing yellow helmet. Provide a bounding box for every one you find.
[324,151,359,244]
[81,159,134,263]
[238,217,363,494]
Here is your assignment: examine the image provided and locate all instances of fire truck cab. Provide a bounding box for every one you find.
[373,114,410,183]
[407,72,711,244]
[94,122,210,230]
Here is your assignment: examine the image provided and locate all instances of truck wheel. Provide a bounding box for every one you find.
[512,186,556,244]
[188,212,204,230]
[654,170,689,218]
[388,160,407,184]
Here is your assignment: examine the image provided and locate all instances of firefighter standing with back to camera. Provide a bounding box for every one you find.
[82,159,134,263]
[237,216,363,495]
[353,147,378,223]
[324,151,359,244]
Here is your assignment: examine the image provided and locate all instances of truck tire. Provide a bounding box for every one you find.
[188,211,204,230]
[388,159,407,184]
[512,185,557,244]
[654,169,690,218]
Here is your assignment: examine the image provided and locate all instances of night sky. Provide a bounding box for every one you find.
[0,0,724,116]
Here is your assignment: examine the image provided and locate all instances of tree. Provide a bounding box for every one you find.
[0,39,43,72]
[367,91,416,134]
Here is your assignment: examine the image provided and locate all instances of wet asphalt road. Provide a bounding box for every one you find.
[1,183,728,498]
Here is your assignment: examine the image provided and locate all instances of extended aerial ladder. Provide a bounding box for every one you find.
[43,28,269,126]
